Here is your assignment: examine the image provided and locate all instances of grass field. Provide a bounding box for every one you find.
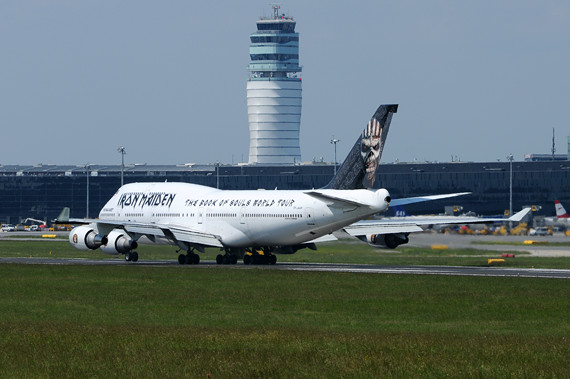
[0,239,569,377]
[0,262,569,377]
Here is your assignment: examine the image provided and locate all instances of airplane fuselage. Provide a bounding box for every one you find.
[99,182,391,248]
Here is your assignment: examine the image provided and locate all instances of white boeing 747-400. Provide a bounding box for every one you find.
[58,104,529,264]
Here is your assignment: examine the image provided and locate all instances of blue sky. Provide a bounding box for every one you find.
[1,1,568,165]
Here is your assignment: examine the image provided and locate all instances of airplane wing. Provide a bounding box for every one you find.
[307,234,338,243]
[343,207,531,237]
[55,207,223,248]
[344,222,423,236]
[124,223,224,248]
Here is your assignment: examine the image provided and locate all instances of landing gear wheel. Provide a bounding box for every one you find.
[125,253,132,262]
[244,255,252,265]
[178,254,186,265]
[269,254,276,265]
[231,255,238,264]
[216,254,223,264]
[131,252,139,262]
[183,252,200,265]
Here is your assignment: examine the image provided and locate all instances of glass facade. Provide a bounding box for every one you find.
[1,161,569,224]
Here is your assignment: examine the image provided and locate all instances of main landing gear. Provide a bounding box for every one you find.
[216,253,238,265]
[243,249,277,265]
[124,251,139,262]
[178,249,200,265]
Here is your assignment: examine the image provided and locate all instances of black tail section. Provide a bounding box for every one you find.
[324,104,398,190]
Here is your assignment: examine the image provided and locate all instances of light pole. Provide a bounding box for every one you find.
[216,162,220,189]
[507,153,513,227]
[85,163,91,218]
[330,136,340,175]
[117,146,126,187]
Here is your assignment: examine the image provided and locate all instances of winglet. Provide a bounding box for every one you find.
[508,207,531,222]
[54,207,70,223]
[324,104,398,190]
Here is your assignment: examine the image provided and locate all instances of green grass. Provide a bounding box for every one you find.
[1,239,569,269]
[0,265,568,377]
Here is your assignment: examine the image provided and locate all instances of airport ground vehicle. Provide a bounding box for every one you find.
[1,224,15,232]
[529,227,551,236]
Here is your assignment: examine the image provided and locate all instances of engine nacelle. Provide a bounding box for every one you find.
[367,233,409,249]
[100,229,138,255]
[69,225,108,250]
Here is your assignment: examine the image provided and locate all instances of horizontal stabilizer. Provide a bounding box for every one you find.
[304,190,370,208]
[390,192,471,207]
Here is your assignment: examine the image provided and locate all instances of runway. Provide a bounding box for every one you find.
[1,257,569,279]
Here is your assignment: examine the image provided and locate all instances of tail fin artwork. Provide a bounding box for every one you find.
[392,205,410,217]
[554,200,570,219]
[324,104,398,190]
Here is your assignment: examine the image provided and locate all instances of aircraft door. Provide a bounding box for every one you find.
[240,206,246,224]
[197,207,204,225]
[305,207,315,225]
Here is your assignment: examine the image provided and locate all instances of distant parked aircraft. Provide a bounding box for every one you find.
[543,200,570,227]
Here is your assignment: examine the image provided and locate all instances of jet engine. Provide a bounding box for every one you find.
[100,229,138,255]
[69,225,108,250]
[367,233,409,249]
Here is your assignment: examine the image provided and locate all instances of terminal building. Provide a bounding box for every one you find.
[1,160,569,224]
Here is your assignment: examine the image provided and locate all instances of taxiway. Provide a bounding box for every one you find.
[1,257,568,279]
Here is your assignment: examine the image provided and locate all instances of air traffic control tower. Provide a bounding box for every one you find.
[247,6,302,165]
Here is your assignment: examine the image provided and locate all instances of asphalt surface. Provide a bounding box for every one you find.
[407,232,570,257]
[1,257,569,279]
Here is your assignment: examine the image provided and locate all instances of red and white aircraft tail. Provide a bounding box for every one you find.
[554,200,570,219]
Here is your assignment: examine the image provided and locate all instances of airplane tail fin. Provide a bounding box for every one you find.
[392,205,410,217]
[554,200,570,219]
[324,104,398,190]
